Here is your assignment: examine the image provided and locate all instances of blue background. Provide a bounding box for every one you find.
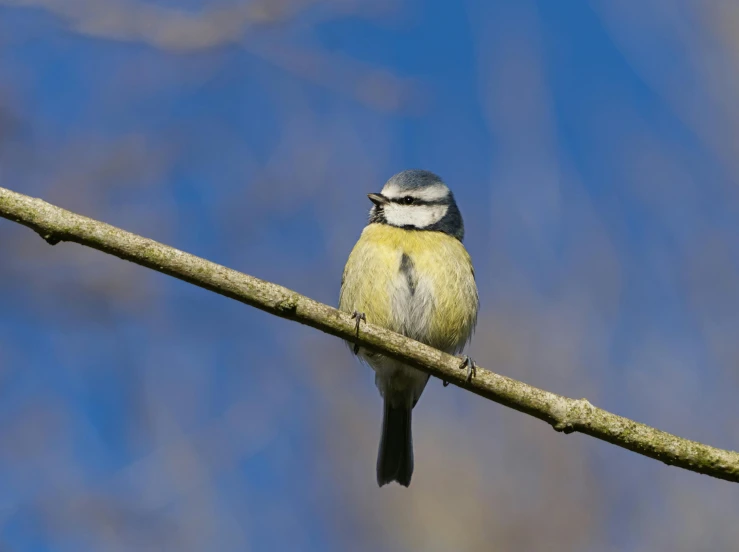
[2,1,739,550]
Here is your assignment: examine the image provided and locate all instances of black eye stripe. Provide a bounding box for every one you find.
[387,197,447,206]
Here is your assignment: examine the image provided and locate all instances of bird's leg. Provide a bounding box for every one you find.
[350,311,366,354]
[458,355,477,383]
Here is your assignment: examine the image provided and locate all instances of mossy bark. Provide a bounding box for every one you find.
[2,185,739,483]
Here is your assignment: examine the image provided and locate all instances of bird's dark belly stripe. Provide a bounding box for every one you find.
[400,253,417,295]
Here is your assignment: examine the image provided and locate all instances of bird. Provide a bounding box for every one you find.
[339,169,479,487]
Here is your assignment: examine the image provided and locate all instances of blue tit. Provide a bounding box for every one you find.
[339,170,479,487]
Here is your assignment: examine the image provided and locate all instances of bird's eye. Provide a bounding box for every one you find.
[402,196,414,205]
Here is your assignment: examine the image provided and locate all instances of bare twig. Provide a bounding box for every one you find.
[2,185,739,483]
[0,0,415,112]
[0,0,303,50]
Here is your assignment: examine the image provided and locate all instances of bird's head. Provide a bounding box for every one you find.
[368,170,464,241]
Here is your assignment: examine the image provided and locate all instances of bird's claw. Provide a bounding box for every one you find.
[351,311,366,354]
[459,355,477,383]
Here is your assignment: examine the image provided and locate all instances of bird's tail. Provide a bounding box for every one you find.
[377,399,413,487]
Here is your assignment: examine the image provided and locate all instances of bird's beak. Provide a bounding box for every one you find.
[368,193,389,206]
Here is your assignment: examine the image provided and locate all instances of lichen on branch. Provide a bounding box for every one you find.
[2,185,739,483]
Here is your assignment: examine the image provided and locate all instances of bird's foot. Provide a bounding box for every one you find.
[350,311,366,354]
[458,355,477,383]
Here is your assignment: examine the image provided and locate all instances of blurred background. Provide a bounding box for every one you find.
[1,0,739,550]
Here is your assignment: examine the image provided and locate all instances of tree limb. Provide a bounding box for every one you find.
[2,185,738,483]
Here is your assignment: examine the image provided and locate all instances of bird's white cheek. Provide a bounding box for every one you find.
[384,205,448,228]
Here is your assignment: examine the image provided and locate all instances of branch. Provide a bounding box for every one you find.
[0,0,414,112]
[0,0,306,51]
[2,185,738,483]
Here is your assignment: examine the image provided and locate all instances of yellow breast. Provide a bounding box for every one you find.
[339,223,478,353]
